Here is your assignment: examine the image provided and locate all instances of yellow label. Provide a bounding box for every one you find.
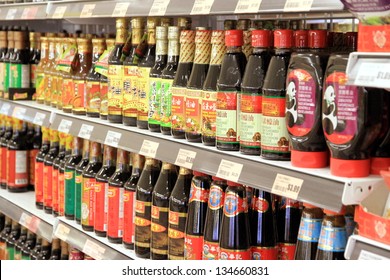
[137,67,152,122]
[108,65,124,116]
[123,65,140,118]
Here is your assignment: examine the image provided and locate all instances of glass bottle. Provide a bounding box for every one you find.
[52,132,66,217]
[0,117,12,190]
[61,37,78,113]
[134,157,161,258]
[9,30,30,92]
[29,32,41,89]
[0,30,7,98]
[216,30,247,151]
[5,220,21,260]
[75,139,90,224]
[60,240,69,260]
[13,226,27,260]
[237,19,252,60]
[0,216,11,260]
[50,35,64,107]
[28,124,41,191]
[21,230,36,260]
[35,34,50,103]
[30,236,42,260]
[100,38,115,120]
[58,134,73,217]
[171,30,196,139]
[239,30,271,155]
[49,238,61,260]
[150,162,178,260]
[107,149,131,244]
[3,30,14,100]
[34,126,50,208]
[43,35,56,106]
[57,37,70,110]
[36,239,51,260]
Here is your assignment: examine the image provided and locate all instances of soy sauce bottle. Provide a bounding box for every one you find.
[21,230,36,260]
[60,240,69,260]
[0,117,12,190]
[52,132,66,216]
[58,134,73,217]
[34,126,49,208]
[13,226,27,260]
[5,220,21,260]
[216,30,247,151]
[3,31,14,100]
[134,157,160,258]
[37,239,51,260]
[0,216,11,260]
[75,139,90,224]
[49,238,61,260]
[29,124,42,191]
[30,236,42,260]
[0,30,7,98]
[150,162,178,260]
[9,31,30,91]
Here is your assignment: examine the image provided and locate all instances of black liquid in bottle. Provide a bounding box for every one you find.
[0,30,8,98]
[21,230,36,260]
[14,226,27,260]
[0,117,12,190]
[52,132,66,216]
[49,238,61,260]
[75,139,90,224]
[5,220,21,260]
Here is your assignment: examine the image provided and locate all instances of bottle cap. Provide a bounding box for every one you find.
[308,30,328,49]
[168,26,180,40]
[370,157,390,175]
[273,29,293,48]
[324,206,346,215]
[131,17,144,29]
[291,150,329,168]
[251,29,271,47]
[293,30,308,49]
[161,17,173,27]
[225,30,243,47]
[177,17,192,30]
[237,19,251,30]
[156,26,168,40]
[193,171,207,177]
[227,181,241,187]
[330,157,371,178]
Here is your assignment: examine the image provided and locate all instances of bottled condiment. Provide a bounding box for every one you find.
[0,30,7,98]
[261,29,293,160]
[43,35,57,106]
[0,117,13,190]
[36,239,51,260]
[94,145,117,237]
[0,216,11,260]
[28,124,41,191]
[60,240,69,260]
[237,19,252,60]
[134,157,160,258]
[10,30,30,91]
[168,167,192,260]
[25,124,35,190]
[58,134,73,216]
[35,34,50,103]
[49,238,61,260]
[30,236,42,260]
[100,38,115,120]
[29,32,41,90]
[3,31,14,99]
[35,126,50,208]
[61,37,78,113]
[293,30,309,53]
[56,37,70,110]
[14,226,27,260]
[81,141,103,232]
[21,230,36,260]
[201,30,225,146]
[75,139,90,224]
[160,26,180,135]
[69,246,84,260]
[216,30,247,151]
[5,220,21,260]
[123,153,145,249]
[107,149,131,244]
[150,162,177,260]
[52,132,66,216]
[171,30,196,138]
[184,171,211,260]
[52,35,66,108]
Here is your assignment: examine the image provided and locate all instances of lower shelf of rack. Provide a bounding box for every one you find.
[345,234,390,260]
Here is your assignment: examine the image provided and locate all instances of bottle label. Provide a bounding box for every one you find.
[6,245,15,260]
[148,77,162,125]
[251,196,269,213]
[58,171,65,216]
[184,234,203,260]
[43,164,53,208]
[50,75,59,104]
[219,248,251,260]
[52,167,59,212]
[107,186,124,238]
[107,64,124,116]
[73,80,87,111]
[168,210,187,259]
[135,200,152,247]
[223,192,248,217]
[137,67,152,122]
[251,246,278,260]
[261,96,290,153]
[240,92,262,148]
[202,240,219,260]
[278,243,296,260]
[75,172,83,221]
[29,149,39,186]
[0,62,5,93]
[62,78,75,110]
[57,77,63,106]
[123,190,136,244]
[151,206,169,255]
[201,90,217,138]
[171,86,186,132]
[81,177,97,227]
[208,185,225,210]
[286,69,316,137]
[0,147,7,185]
[94,181,109,232]
[100,82,108,116]
[36,73,45,100]
[297,217,323,242]
[7,150,28,188]
[322,72,358,145]
[189,181,209,203]
[317,225,347,252]
[86,81,101,113]
[123,65,140,118]
[185,89,202,134]
[160,79,174,128]
[64,169,76,217]
[216,91,238,144]
[4,62,10,95]
[31,64,37,87]
[10,64,30,88]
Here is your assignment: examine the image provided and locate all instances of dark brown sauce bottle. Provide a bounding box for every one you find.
[5,220,21,260]
[29,32,41,89]
[49,238,61,260]
[0,216,12,260]
[13,226,27,260]
[0,117,13,190]
[0,30,8,98]
[58,134,73,217]
[75,139,90,224]
[21,230,36,260]
[52,132,66,216]
[3,30,14,100]
[9,31,30,90]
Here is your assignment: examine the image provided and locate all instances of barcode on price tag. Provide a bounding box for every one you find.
[0,103,10,115]
[190,0,214,15]
[78,124,94,140]
[355,61,390,88]
[175,149,197,169]
[112,2,130,17]
[52,6,67,19]
[149,0,170,16]
[54,223,70,241]
[80,4,96,18]
[33,112,46,126]
[104,130,122,147]
[6,8,17,20]
[216,159,243,182]
[284,0,313,12]
[83,239,106,260]
[271,173,303,200]
[234,0,262,14]
[57,119,73,133]
[139,140,159,158]
[358,250,389,260]
[12,107,26,120]
[19,212,40,233]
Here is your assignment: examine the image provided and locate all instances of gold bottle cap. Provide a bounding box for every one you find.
[156,26,168,40]
[161,17,173,27]
[116,17,129,29]
[147,17,160,29]
[106,38,115,48]
[131,17,144,29]
[177,17,192,30]
[45,32,56,38]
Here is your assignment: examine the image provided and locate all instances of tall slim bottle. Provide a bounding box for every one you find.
[0,216,11,260]
[3,31,14,100]
[0,117,12,190]
[5,220,21,260]
[14,226,27,260]
[58,134,73,217]
[35,126,50,208]
[75,139,90,224]
[21,230,36,260]
[43,35,57,106]
[100,38,116,120]
[61,37,78,113]
[52,132,66,216]
[0,30,7,98]
[28,124,41,191]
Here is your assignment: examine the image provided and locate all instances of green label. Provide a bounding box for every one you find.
[10,63,30,88]
[21,253,30,260]
[4,62,10,92]
[75,171,83,221]
[6,245,15,260]
[160,79,173,128]
[0,62,5,92]
[64,169,76,217]
[148,77,162,125]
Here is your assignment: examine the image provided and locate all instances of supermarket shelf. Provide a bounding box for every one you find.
[0,2,47,20]
[345,235,390,260]
[53,217,137,260]
[0,188,55,242]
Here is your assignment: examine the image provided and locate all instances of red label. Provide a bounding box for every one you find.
[184,235,203,260]
[202,240,219,260]
[278,243,296,260]
[185,89,202,134]
[201,91,217,137]
[223,192,248,217]
[251,246,278,260]
[73,80,87,110]
[52,168,59,213]
[58,171,65,216]
[122,189,135,244]
[86,81,101,113]
[94,181,108,232]
[251,196,269,213]
[107,186,124,238]
[69,249,84,260]
[219,248,251,260]
[217,91,238,110]
[171,87,186,132]
[7,150,28,188]
[189,183,210,203]
[43,165,53,208]
[262,96,286,117]
[62,78,74,109]
[82,178,96,227]
[1,147,8,185]
[35,161,44,203]
[29,149,38,186]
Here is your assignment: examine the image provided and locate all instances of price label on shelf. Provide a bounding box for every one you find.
[149,0,170,16]
[139,140,160,158]
[80,4,96,18]
[234,0,262,14]
[284,0,313,12]
[190,0,214,15]
[83,239,106,260]
[19,213,40,233]
[57,119,73,134]
[21,7,39,20]
[78,124,94,140]
[12,107,26,120]
[216,159,243,182]
[0,103,11,115]
[6,8,17,20]
[54,223,70,241]
[358,250,389,260]
[355,61,390,89]
[175,149,197,169]
[271,173,303,200]
[112,2,130,17]
[52,6,67,19]
[33,112,46,126]
[104,130,122,148]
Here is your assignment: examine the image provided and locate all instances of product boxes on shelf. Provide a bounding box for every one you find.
[358,23,390,52]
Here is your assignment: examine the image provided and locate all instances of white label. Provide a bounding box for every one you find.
[216,159,243,182]
[190,0,214,14]
[149,0,170,16]
[112,2,130,17]
[12,107,26,120]
[284,0,313,12]
[234,0,262,13]
[16,151,27,173]
[54,223,70,241]
[52,6,67,19]
[358,250,389,260]
[19,213,40,233]
[104,130,122,148]
[78,124,94,140]
[139,140,159,158]
[82,239,106,260]
[21,7,38,19]
[6,8,17,20]
[355,61,390,89]
[0,103,10,115]
[57,119,73,133]
[175,149,197,169]
[272,173,303,200]
[80,4,96,18]
[33,112,46,126]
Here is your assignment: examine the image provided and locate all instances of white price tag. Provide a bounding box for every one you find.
[139,140,159,158]
[0,103,11,115]
[271,173,303,200]
[355,61,390,89]
[33,112,46,126]
[104,130,122,147]
[358,250,389,260]
[19,213,40,233]
[112,2,130,17]
[190,0,214,15]
[80,4,96,18]
[234,0,262,13]
[6,8,17,20]
[149,0,170,16]
[175,149,197,169]
[83,239,106,260]
[12,107,26,120]
[21,7,38,20]
[54,223,70,241]
[284,0,313,12]
[216,159,243,182]
[78,124,94,140]
[52,6,67,19]
[57,119,73,134]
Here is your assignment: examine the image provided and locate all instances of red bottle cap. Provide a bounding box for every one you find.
[324,206,346,215]
[193,171,207,177]
[225,29,243,47]
[308,30,328,49]
[293,30,308,49]
[330,157,371,178]
[227,181,241,187]
[273,29,293,49]
[291,150,329,168]
[251,29,271,48]
[370,157,390,175]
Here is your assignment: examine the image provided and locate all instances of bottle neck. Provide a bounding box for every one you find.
[92,43,105,63]
[194,42,211,65]
[116,149,130,171]
[226,45,242,54]
[103,146,116,167]
[179,41,195,63]
[274,47,291,55]
[210,43,225,65]
[72,138,83,156]
[89,142,102,162]
[252,47,269,54]
[48,40,56,61]
[82,140,90,159]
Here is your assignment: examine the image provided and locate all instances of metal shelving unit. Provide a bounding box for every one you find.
[345,235,390,260]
